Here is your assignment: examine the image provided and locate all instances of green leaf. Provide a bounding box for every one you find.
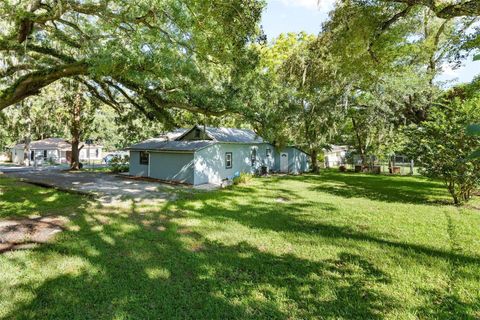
[466,124,480,136]
[468,149,480,159]
[474,54,480,62]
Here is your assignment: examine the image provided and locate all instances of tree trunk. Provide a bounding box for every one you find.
[70,137,81,170]
[70,90,83,170]
[310,149,319,174]
[351,116,368,166]
[447,180,460,205]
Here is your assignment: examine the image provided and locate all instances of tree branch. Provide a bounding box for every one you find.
[0,62,89,110]
[379,0,480,18]
[368,5,414,61]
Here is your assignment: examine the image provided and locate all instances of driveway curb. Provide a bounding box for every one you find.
[17,178,97,199]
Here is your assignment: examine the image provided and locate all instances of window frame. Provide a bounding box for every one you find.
[266,148,271,158]
[139,151,149,165]
[225,152,233,169]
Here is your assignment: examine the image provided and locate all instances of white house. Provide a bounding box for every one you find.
[11,138,103,165]
[324,145,349,168]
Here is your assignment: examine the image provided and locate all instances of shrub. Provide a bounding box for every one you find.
[233,173,253,185]
[110,155,130,173]
[404,98,480,205]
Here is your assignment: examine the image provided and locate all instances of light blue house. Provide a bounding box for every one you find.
[127,125,309,185]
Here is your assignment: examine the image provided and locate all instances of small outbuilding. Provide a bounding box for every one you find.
[128,126,309,186]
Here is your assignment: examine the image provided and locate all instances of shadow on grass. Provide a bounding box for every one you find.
[266,171,451,205]
[2,200,397,319]
[176,189,480,267]
[1,174,478,319]
[0,177,87,219]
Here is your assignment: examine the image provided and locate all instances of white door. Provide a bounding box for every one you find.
[280,152,288,173]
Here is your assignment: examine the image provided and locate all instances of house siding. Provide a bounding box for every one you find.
[274,147,309,174]
[11,148,24,164]
[79,147,103,161]
[129,151,149,177]
[12,148,63,165]
[194,143,275,185]
[128,135,309,186]
[149,152,195,184]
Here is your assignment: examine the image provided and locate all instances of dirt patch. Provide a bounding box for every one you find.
[0,216,69,254]
[275,197,290,203]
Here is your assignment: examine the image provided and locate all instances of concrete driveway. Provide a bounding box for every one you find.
[3,170,187,204]
[0,164,66,173]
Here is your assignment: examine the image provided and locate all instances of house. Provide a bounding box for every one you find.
[10,138,103,165]
[128,125,309,185]
[324,145,348,168]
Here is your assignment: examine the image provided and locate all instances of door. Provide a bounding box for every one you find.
[280,152,288,173]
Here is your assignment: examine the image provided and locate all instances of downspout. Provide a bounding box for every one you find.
[147,152,151,177]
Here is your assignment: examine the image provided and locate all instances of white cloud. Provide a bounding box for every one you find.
[274,0,336,10]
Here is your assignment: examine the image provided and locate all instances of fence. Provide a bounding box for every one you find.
[325,155,419,176]
[340,162,418,175]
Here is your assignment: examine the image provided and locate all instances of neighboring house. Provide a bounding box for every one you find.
[0,152,10,162]
[10,138,103,165]
[128,125,309,185]
[324,145,348,168]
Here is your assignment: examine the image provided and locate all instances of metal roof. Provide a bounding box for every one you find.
[127,140,215,152]
[175,125,264,143]
[204,127,264,143]
[157,128,189,141]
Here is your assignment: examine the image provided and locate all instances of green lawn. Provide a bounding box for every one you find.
[1,172,479,319]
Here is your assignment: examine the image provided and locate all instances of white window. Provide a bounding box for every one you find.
[225,152,232,169]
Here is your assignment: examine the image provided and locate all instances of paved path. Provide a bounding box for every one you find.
[3,170,186,204]
[0,164,66,173]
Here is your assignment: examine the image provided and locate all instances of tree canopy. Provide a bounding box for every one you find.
[0,0,265,120]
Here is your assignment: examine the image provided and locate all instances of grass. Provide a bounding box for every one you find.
[81,166,113,173]
[0,171,479,319]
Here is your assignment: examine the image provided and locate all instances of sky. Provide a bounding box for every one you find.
[261,0,480,85]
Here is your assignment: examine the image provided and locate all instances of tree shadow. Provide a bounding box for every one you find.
[2,174,479,319]
[174,191,480,267]
[0,178,87,219]
[2,198,398,319]
[276,172,451,205]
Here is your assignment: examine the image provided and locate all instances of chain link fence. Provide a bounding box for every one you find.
[324,155,419,176]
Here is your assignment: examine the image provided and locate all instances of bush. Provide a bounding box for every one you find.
[110,155,129,173]
[404,98,480,205]
[233,173,253,185]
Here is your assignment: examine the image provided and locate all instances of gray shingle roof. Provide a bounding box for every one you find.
[12,138,101,150]
[13,138,70,150]
[128,140,215,152]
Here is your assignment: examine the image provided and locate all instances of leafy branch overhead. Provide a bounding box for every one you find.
[0,0,265,119]
[378,0,480,19]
